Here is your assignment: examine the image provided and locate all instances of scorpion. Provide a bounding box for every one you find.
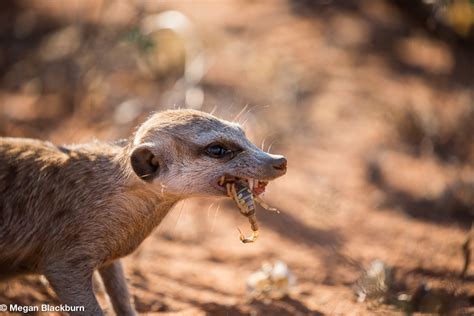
[222,177,278,243]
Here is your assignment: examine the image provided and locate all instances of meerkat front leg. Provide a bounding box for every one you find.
[99,261,136,316]
[44,264,103,316]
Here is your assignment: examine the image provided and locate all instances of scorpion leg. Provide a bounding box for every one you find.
[254,196,280,213]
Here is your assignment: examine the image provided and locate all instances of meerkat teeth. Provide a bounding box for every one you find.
[226,183,233,197]
[219,176,225,186]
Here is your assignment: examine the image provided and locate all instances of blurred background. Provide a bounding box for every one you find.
[0,0,473,315]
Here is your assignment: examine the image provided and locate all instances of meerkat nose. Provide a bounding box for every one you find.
[271,155,287,172]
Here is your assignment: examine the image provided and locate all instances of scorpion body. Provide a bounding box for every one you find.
[227,179,277,243]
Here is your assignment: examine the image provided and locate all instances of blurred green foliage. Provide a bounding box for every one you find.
[124,27,156,54]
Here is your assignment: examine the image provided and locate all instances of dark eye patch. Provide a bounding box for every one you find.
[204,141,242,160]
[172,136,243,160]
[206,144,230,158]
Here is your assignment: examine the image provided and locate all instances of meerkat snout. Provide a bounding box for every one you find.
[270,154,287,171]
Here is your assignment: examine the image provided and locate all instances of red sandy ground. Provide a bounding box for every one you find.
[0,0,473,315]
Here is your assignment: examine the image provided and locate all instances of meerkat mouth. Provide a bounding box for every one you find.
[217,175,268,196]
[218,175,278,244]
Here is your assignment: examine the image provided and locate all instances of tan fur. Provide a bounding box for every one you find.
[0,109,287,315]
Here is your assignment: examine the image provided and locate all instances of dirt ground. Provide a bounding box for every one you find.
[0,0,473,315]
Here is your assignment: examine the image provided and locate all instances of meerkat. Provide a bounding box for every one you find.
[0,109,287,316]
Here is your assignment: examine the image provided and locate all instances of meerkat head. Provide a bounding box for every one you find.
[129,109,287,198]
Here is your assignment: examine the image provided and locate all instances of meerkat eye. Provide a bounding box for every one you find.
[206,144,230,158]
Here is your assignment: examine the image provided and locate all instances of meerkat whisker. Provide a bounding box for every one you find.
[210,104,219,115]
[241,116,251,127]
[211,202,220,233]
[233,103,249,122]
[172,200,187,232]
[267,140,276,154]
[206,202,215,219]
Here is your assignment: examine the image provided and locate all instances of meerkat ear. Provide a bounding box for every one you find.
[130,145,160,182]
